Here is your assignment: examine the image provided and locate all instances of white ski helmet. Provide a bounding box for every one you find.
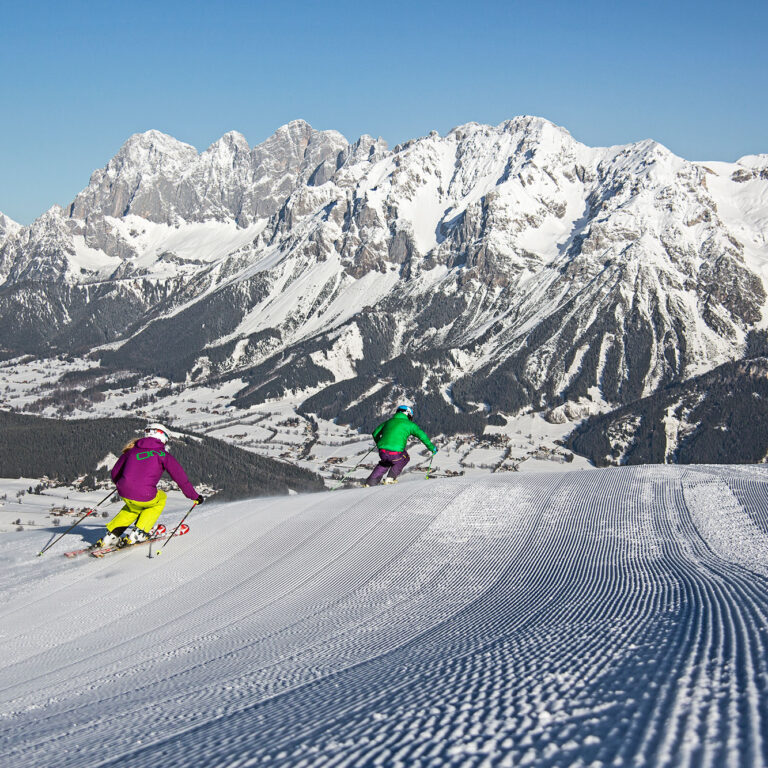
[396,404,414,419]
[144,422,170,444]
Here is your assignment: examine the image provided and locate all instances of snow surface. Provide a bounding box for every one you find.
[110,216,269,278]
[2,464,768,767]
[702,161,768,301]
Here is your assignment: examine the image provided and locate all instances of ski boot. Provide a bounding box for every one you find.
[90,531,120,550]
[382,477,398,485]
[118,528,150,548]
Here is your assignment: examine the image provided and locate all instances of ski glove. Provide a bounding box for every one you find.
[431,447,438,454]
[195,495,206,504]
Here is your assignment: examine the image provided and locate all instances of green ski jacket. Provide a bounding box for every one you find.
[372,412,436,453]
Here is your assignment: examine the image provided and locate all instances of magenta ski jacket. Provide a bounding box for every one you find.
[110,437,198,502]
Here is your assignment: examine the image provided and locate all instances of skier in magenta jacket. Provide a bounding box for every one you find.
[92,423,204,549]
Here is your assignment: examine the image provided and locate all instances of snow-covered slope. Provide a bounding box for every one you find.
[2,466,768,766]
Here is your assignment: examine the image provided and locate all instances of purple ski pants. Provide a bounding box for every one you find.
[366,449,410,485]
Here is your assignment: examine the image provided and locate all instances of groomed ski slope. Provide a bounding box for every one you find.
[1,465,768,767]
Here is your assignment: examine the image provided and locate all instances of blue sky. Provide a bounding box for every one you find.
[1,0,766,225]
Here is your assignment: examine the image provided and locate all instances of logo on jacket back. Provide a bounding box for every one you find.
[136,450,166,460]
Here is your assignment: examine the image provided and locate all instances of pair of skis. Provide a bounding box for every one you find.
[332,449,441,489]
[44,497,202,560]
[64,524,190,558]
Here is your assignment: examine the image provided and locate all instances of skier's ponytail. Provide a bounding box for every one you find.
[122,439,138,454]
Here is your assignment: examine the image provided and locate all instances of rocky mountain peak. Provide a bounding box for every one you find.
[64,121,350,228]
[105,129,199,179]
[0,212,21,243]
[347,134,389,163]
[68,130,198,223]
[204,130,252,157]
[257,120,346,163]
[730,154,768,182]
[736,154,768,170]
[0,205,73,285]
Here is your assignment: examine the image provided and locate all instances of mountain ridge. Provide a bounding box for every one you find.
[1,116,766,444]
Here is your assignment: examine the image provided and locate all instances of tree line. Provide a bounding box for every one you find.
[0,412,324,499]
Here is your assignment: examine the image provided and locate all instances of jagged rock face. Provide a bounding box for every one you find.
[0,213,21,283]
[0,212,20,243]
[68,121,348,227]
[0,207,75,284]
[1,117,767,433]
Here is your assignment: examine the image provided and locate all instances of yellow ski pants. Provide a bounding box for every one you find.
[106,490,167,535]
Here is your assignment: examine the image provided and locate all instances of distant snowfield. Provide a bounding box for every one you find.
[2,465,768,767]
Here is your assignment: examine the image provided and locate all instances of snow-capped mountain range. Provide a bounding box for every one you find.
[1,117,767,435]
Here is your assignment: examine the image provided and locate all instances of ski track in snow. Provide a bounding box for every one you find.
[1,466,768,767]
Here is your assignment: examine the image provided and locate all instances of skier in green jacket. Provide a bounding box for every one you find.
[365,405,437,486]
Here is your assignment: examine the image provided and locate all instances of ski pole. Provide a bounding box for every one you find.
[155,499,200,556]
[425,454,434,479]
[36,488,115,557]
[411,453,434,469]
[330,447,374,491]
